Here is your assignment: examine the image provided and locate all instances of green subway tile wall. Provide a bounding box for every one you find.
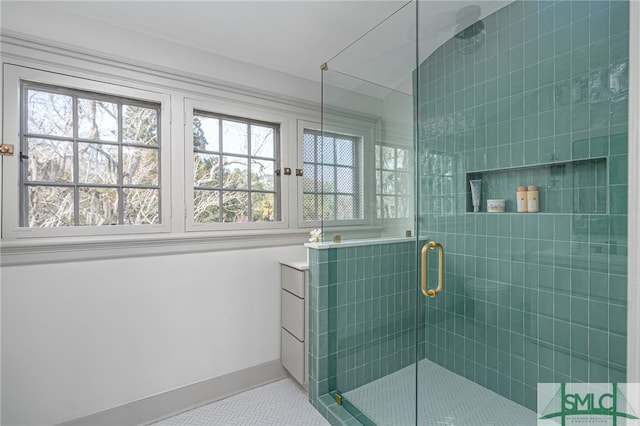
[332,242,417,392]
[418,0,628,411]
[307,243,419,382]
[307,241,419,424]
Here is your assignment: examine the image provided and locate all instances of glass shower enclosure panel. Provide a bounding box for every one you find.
[317,0,629,425]
[320,2,416,242]
[320,2,419,424]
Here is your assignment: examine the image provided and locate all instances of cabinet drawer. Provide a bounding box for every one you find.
[281,265,304,298]
[281,328,305,384]
[281,290,304,340]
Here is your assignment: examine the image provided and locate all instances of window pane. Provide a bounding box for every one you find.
[78,142,119,184]
[222,120,248,154]
[251,192,275,222]
[78,99,118,141]
[397,196,410,217]
[123,105,158,146]
[322,195,336,221]
[303,164,316,192]
[124,188,159,224]
[251,125,274,158]
[222,191,249,222]
[222,156,248,189]
[193,115,219,151]
[303,129,361,222]
[336,195,355,220]
[382,146,395,169]
[383,196,397,218]
[397,173,409,195]
[382,170,395,194]
[123,146,158,186]
[322,138,335,163]
[374,144,411,219]
[336,138,354,166]
[397,148,409,171]
[303,132,317,162]
[27,186,74,227]
[251,159,274,191]
[303,194,319,221]
[21,83,161,229]
[26,89,73,137]
[27,138,73,183]
[321,165,335,192]
[194,153,220,188]
[79,187,118,225]
[336,167,354,193]
[194,189,220,223]
[193,113,280,226]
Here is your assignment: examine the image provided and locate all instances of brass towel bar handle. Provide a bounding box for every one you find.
[421,241,444,298]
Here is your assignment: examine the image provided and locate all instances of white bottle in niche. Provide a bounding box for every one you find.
[527,185,539,212]
[517,186,528,212]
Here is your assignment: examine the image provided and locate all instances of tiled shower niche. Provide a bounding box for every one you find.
[466,157,608,213]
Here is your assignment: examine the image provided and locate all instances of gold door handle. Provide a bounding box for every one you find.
[421,241,444,298]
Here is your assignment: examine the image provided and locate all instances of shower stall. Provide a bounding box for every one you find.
[307,0,631,424]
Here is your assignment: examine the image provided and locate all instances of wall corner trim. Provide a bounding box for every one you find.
[56,360,287,426]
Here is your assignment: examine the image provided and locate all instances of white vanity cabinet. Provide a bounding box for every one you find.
[280,261,308,388]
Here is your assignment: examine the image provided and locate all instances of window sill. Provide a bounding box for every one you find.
[0,229,310,266]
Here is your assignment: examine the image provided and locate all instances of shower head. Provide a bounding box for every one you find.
[454,20,485,40]
[453,5,485,55]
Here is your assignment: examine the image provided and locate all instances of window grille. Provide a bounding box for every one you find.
[303,129,362,222]
[375,144,411,219]
[193,111,280,223]
[20,82,161,227]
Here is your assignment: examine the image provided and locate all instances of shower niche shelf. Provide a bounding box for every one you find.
[465,157,607,214]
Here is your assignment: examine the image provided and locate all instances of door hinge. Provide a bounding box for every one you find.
[335,392,342,405]
[1,144,14,156]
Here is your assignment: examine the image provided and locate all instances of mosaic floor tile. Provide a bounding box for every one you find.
[152,378,329,425]
[344,358,536,426]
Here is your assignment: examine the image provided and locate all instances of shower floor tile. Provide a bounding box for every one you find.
[343,358,536,426]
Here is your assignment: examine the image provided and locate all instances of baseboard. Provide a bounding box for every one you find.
[57,360,287,426]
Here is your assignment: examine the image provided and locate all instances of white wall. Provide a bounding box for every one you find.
[0,2,320,105]
[1,244,305,425]
[0,3,316,425]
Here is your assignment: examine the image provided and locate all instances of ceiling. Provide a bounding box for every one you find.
[35,1,410,83]
[24,0,509,89]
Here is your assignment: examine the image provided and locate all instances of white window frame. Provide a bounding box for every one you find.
[1,65,172,240]
[184,97,290,232]
[297,119,373,229]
